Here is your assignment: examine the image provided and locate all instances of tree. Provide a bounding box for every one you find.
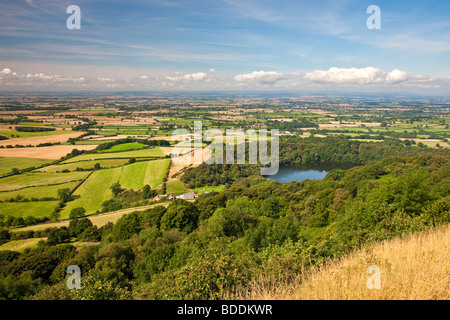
[128,158,136,164]
[142,206,167,228]
[57,188,72,202]
[24,216,37,226]
[160,200,199,233]
[12,217,24,227]
[112,212,142,241]
[50,210,61,222]
[0,229,10,242]
[142,184,156,200]
[94,163,101,170]
[11,168,19,174]
[47,227,70,245]
[110,182,122,197]
[68,218,93,237]
[69,207,86,220]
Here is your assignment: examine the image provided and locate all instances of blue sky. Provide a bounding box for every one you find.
[0,0,450,93]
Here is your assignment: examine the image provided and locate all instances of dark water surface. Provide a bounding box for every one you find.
[267,162,357,183]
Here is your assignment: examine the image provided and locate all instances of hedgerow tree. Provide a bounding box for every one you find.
[69,207,86,220]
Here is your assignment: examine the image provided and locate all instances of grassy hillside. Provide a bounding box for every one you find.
[243,224,450,300]
[61,167,122,217]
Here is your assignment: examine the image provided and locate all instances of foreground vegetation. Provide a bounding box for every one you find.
[242,224,449,300]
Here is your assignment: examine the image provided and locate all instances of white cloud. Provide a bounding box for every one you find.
[97,77,114,82]
[386,69,409,83]
[209,68,216,73]
[1,66,449,92]
[234,71,292,84]
[304,67,387,84]
[166,72,208,82]
[1,68,13,75]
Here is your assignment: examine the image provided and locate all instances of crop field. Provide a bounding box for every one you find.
[0,171,88,192]
[37,158,129,172]
[0,129,71,139]
[0,145,98,159]
[60,167,122,217]
[0,201,58,218]
[119,158,171,190]
[0,157,51,175]
[99,142,148,152]
[61,147,165,163]
[0,180,80,201]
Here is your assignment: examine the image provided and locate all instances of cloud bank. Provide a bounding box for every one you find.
[1,66,449,92]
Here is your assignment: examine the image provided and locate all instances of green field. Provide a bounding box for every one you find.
[61,147,165,163]
[0,157,51,175]
[0,129,73,138]
[100,142,148,153]
[165,180,188,195]
[120,158,171,190]
[37,159,129,173]
[0,171,88,192]
[61,167,122,217]
[0,180,80,201]
[0,201,58,218]
[194,185,226,193]
[74,140,116,145]
[0,238,45,252]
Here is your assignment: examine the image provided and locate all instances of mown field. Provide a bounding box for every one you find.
[61,147,165,163]
[0,180,80,201]
[37,158,129,172]
[0,201,58,218]
[99,142,148,152]
[0,157,51,175]
[0,171,88,192]
[60,167,122,217]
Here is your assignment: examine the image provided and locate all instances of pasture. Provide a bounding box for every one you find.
[60,167,122,217]
[120,158,171,190]
[0,157,51,175]
[61,146,165,163]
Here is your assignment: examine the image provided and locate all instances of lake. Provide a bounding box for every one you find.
[267,162,357,183]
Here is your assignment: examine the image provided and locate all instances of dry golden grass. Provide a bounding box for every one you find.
[243,225,450,300]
